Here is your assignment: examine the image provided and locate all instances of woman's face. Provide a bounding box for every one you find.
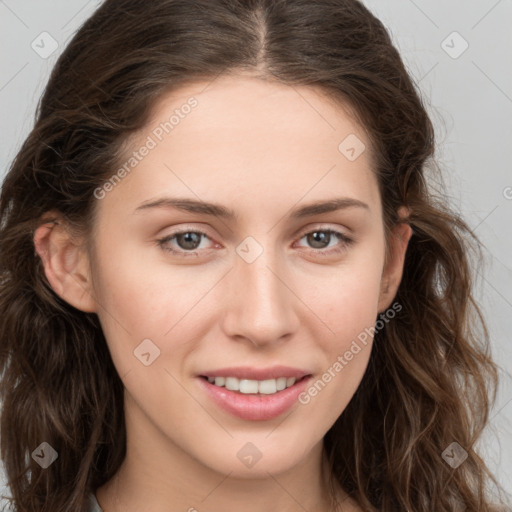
[60,75,409,478]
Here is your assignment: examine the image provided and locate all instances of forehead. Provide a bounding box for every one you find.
[143,74,370,150]
[100,74,381,223]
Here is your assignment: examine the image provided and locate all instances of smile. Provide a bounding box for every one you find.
[204,376,301,395]
[198,366,313,421]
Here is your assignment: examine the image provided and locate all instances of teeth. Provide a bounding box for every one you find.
[240,379,259,394]
[225,377,239,391]
[276,377,287,391]
[258,379,277,394]
[206,376,299,394]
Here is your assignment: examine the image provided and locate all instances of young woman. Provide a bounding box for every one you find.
[0,1,509,511]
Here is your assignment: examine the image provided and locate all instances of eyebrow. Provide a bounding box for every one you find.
[134,196,370,220]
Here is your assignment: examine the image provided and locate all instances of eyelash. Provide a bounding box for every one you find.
[156,226,354,258]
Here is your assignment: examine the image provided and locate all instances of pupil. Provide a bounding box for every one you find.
[179,232,201,250]
[308,231,330,249]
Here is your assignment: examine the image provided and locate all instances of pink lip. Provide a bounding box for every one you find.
[197,366,312,421]
[199,365,310,381]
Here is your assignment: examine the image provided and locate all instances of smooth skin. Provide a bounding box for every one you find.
[34,74,412,512]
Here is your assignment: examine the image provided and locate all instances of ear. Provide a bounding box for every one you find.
[33,211,98,313]
[377,207,413,313]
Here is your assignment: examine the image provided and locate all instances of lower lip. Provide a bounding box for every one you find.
[198,376,312,421]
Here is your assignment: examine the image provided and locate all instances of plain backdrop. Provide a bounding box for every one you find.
[0,0,511,505]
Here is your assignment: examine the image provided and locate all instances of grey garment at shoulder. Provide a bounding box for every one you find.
[88,492,104,512]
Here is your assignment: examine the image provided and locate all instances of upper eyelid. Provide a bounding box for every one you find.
[159,223,352,246]
[161,222,350,235]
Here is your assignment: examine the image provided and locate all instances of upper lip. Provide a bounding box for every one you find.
[199,365,311,381]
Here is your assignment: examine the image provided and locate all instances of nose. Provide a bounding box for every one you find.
[221,243,300,348]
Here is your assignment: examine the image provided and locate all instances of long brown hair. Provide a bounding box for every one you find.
[0,1,509,510]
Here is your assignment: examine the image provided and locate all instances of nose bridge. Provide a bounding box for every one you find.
[223,233,298,345]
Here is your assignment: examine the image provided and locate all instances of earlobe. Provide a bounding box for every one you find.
[377,210,413,313]
[33,213,98,313]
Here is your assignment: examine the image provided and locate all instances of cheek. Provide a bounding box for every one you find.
[293,255,383,417]
[90,238,233,384]
[295,307,378,434]
[89,240,184,373]
[303,251,385,348]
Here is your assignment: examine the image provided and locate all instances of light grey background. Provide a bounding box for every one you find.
[1,0,511,505]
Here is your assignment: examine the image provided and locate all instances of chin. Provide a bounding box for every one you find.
[193,432,319,478]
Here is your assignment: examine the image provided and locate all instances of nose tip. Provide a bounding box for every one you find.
[221,248,299,348]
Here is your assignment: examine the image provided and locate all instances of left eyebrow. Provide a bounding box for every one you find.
[133,196,370,220]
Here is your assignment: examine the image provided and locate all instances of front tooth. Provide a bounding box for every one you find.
[286,377,296,387]
[259,379,277,394]
[239,379,259,394]
[214,376,226,387]
[276,377,287,391]
[225,377,240,391]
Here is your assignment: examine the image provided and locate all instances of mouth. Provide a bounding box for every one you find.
[199,375,308,395]
[197,366,313,421]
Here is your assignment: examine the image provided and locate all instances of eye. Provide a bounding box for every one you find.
[294,227,354,256]
[156,226,354,258]
[157,229,214,257]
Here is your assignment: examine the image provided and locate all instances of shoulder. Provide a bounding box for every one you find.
[87,492,104,512]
